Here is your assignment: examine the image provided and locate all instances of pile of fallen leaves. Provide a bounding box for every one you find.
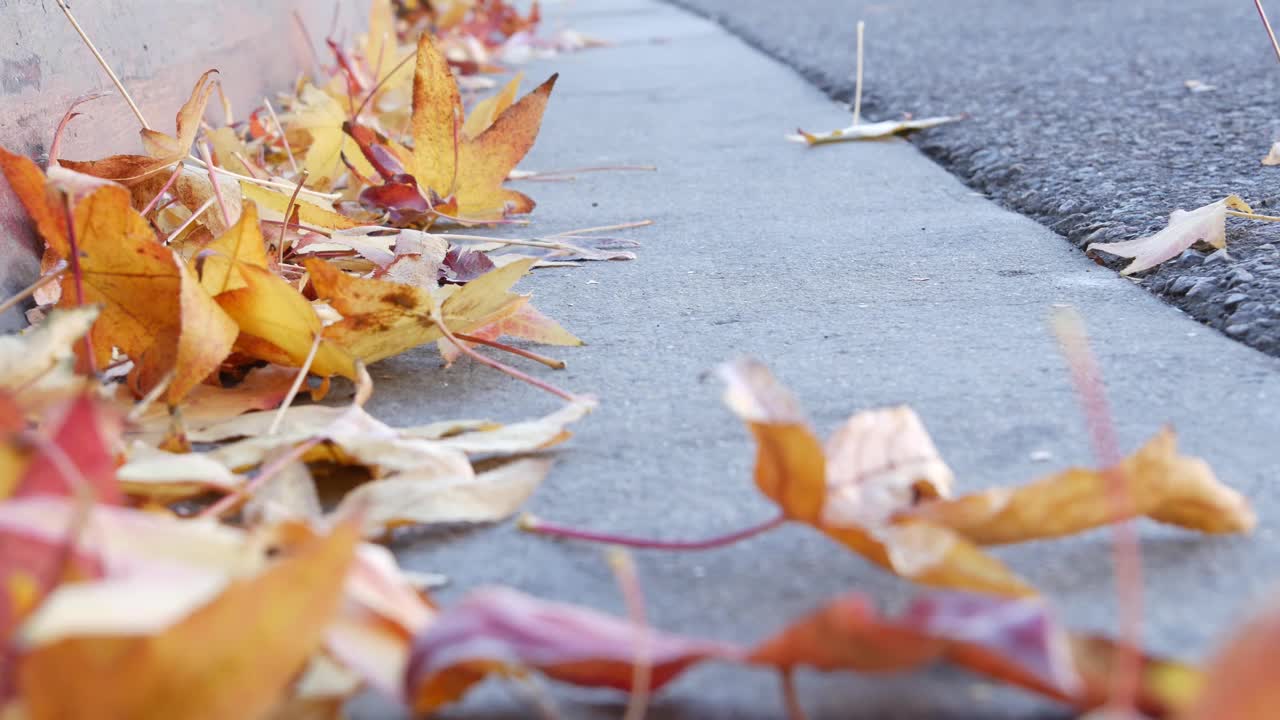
[0,1,1275,719]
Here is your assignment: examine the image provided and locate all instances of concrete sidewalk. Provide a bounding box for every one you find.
[359,0,1280,717]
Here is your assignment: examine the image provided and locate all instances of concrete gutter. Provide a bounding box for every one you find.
[345,0,1280,717]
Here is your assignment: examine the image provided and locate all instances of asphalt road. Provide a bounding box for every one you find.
[350,0,1280,717]
[669,0,1280,358]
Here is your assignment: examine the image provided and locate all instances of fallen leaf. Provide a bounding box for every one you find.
[336,456,554,538]
[747,591,1079,703]
[787,115,964,146]
[196,202,357,379]
[905,428,1255,542]
[305,256,535,364]
[437,303,582,365]
[1087,196,1251,276]
[719,358,1035,596]
[8,394,122,505]
[17,518,359,720]
[1263,141,1280,166]
[0,307,98,393]
[59,71,219,183]
[404,586,738,713]
[408,34,557,220]
[1178,598,1280,719]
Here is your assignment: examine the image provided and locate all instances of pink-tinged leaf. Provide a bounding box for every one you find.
[403,586,741,713]
[13,394,122,505]
[358,174,433,227]
[439,247,497,285]
[1086,196,1251,276]
[748,591,1079,704]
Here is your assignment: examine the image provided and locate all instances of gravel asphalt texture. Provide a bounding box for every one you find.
[348,0,1280,717]
[668,0,1280,356]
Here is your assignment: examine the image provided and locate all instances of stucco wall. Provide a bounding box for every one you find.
[0,0,367,330]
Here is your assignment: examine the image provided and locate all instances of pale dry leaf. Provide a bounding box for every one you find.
[1263,141,1280,167]
[336,456,555,537]
[1087,195,1252,276]
[117,443,244,500]
[0,306,98,391]
[787,115,965,146]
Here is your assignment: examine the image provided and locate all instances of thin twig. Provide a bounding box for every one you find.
[432,301,577,402]
[198,437,323,520]
[1052,308,1142,716]
[263,97,300,175]
[139,162,185,217]
[519,512,788,550]
[454,332,566,369]
[608,549,652,720]
[279,170,311,264]
[268,333,322,435]
[185,155,341,200]
[354,52,415,119]
[550,220,653,237]
[852,20,865,126]
[198,142,233,229]
[166,197,216,243]
[292,11,322,78]
[0,263,67,316]
[55,0,150,130]
[780,670,809,720]
[126,370,175,423]
[1227,209,1280,222]
[1256,0,1280,65]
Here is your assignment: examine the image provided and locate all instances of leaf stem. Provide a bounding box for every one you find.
[518,512,788,550]
[0,262,67,317]
[198,142,233,229]
[198,436,323,520]
[1052,308,1142,716]
[1226,208,1280,222]
[433,302,577,402]
[268,333,322,435]
[262,97,300,175]
[1255,0,1280,65]
[852,20,865,126]
[140,162,186,217]
[54,0,150,130]
[550,220,653,237]
[454,332,566,369]
[61,196,95,372]
[279,170,311,264]
[609,548,652,720]
[166,196,215,243]
[780,669,810,720]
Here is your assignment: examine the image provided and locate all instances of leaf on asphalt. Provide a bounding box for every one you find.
[719,357,1035,597]
[1086,195,1252,276]
[747,591,1080,702]
[116,443,243,501]
[1262,141,1280,166]
[59,70,219,183]
[409,33,557,220]
[306,256,535,364]
[787,115,964,146]
[462,72,525,139]
[240,182,360,232]
[404,586,739,713]
[17,518,359,720]
[194,202,357,379]
[1068,634,1203,718]
[904,428,1255,543]
[124,364,299,443]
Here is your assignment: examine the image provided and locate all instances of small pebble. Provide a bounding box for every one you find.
[1169,276,1197,294]
[1029,449,1053,462]
[1228,268,1255,285]
[1224,292,1249,308]
[1203,249,1233,264]
[1226,323,1252,337]
[1186,279,1217,298]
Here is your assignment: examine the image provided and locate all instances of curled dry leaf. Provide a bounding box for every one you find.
[59,70,219,183]
[718,358,1252,598]
[0,307,98,404]
[404,586,739,713]
[787,115,964,146]
[437,303,582,366]
[748,591,1080,703]
[905,428,1255,543]
[719,357,1035,596]
[1087,195,1251,276]
[1262,141,1280,166]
